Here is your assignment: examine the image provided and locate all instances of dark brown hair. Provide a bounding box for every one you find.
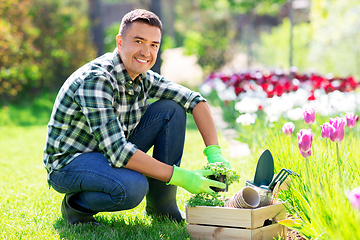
[119,9,162,36]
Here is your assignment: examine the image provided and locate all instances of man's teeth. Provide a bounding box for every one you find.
[136,58,148,63]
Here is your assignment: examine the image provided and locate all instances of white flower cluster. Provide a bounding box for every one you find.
[200,79,360,125]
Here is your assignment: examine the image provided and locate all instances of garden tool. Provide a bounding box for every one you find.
[245,149,274,206]
[268,168,299,191]
[253,149,274,187]
[245,149,299,206]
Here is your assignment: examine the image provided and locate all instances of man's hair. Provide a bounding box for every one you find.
[119,9,162,36]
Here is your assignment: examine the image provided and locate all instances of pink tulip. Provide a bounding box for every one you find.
[347,187,360,210]
[345,112,358,128]
[299,149,311,158]
[282,122,295,136]
[329,117,345,142]
[303,108,315,125]
[320,122,333,139]
[297,129,313,157]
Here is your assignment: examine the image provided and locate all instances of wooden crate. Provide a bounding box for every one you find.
[186,203,286,240]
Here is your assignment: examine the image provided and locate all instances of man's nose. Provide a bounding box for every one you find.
[140,44,151,57]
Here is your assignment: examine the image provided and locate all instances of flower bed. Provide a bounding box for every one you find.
[199,68,360,239]
[200,69,360,124]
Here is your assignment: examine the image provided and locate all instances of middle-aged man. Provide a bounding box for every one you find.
[43,9,232,225]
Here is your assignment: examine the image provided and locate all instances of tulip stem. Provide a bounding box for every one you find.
[325,138,328,149]
[336,142,342,186]
[305,156,311,187]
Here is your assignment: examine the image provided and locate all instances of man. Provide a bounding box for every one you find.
[43,9,231,225]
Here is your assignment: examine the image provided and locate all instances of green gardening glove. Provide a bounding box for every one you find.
[203,145,232,169]
[167,166,226,194]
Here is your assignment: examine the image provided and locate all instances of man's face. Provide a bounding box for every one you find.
[116,22,161,80]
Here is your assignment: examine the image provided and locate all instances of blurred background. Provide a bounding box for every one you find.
[1,0,359,110]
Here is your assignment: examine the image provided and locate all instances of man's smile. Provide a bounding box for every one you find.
[135,57,149,63]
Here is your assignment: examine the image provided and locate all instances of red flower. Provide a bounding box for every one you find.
[267,90,275,98]
[261,83,270,92]
[324,82,336,94]
[308,91,315,101]
[234,86,244,96]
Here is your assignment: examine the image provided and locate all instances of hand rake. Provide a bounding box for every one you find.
[268,168,299,191]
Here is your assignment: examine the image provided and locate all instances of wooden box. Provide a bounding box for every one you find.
[186,203,286,240]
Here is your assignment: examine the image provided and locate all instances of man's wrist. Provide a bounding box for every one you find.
[203,145,221,156]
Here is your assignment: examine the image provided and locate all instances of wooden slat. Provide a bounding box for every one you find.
[253,224,286,240]
[186,203,286,229]
[251,203,286,228]
[186,206,252,228]
[187,223,285,240]
[187,224,252,240]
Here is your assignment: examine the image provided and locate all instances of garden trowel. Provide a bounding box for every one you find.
[253,149,274,187]
[246,149,299,206]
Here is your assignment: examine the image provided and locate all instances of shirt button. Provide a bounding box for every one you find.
[129,81,133,85]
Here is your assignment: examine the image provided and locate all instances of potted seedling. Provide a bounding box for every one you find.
[187,162,240,207]
[203,162,240,192]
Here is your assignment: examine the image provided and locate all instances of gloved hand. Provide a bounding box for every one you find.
[167,166,226,194]
[203,145,232,169]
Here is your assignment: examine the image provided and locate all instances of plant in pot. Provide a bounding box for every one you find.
[204,162,240,192]
[187,162,240,207]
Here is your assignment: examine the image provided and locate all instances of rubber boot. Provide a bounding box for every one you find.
[61,193,99,226]
[145,177,185,223]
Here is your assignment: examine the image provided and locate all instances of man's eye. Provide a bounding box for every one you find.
[135,40,142,44]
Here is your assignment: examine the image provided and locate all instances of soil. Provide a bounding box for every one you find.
[287,228,307,240]
[209,174,228,192]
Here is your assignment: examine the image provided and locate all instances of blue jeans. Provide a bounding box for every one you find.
[49,99,186,213]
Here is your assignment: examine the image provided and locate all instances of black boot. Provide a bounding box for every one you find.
[61,193,99,226]
[145,177,185,223]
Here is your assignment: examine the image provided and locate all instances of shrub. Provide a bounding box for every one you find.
[30,0,97,93]
[0,0,40,103]
[0,0,97,105]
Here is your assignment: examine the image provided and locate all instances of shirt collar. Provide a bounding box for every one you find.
[112,48,145,86]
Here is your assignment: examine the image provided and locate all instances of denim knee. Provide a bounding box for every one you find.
[158,99,186,123]
[110,173,149,210]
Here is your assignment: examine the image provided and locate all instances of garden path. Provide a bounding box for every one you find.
[161,47,250,158]
[209,105,251,158]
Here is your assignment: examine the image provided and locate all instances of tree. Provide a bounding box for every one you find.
[89,0,104,56]
[150,0,162,74]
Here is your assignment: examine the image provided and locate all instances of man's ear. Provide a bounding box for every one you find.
[116,34,122,48]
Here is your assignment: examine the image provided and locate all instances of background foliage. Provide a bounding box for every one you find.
[0,0,96,105]
[2,0,360,105]
[257,0,360,78]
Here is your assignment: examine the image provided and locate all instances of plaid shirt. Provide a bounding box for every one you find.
[43,49,205,172]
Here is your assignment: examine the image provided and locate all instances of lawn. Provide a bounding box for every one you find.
[4,98,360,239]
[0,113,253,240]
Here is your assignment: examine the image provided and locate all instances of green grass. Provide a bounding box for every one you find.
[0,112,251,239]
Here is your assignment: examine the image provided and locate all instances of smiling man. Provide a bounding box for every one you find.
[43,9,231,225]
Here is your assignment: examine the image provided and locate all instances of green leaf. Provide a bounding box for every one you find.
[278,218,303,230]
